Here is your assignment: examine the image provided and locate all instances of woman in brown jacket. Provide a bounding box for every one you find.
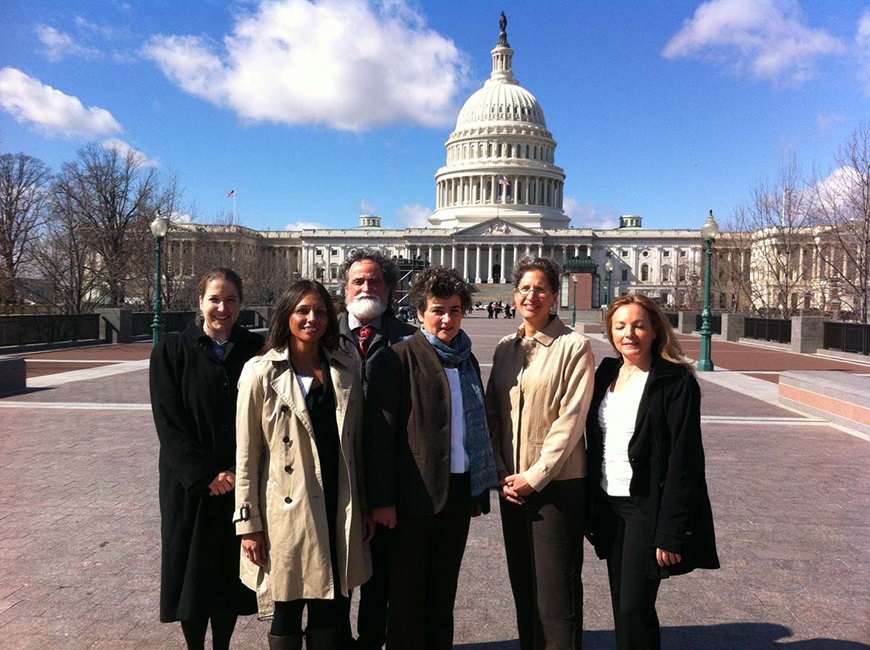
[234,280,372,650]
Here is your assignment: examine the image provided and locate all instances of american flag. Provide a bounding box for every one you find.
[499,176,511,186]
[227,189,235,197]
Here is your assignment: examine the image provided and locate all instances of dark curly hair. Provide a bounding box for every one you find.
[409,266,473,314]
[266,280,338,351]
[513,256,561,294]
[338,248,400,300]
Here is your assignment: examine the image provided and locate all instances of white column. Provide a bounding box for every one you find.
[475,245,482,283]
[501,244,507,283]
[463,246,469,281]
[487,245,494,283]
[451,245,457,268]
[428,245,433,264]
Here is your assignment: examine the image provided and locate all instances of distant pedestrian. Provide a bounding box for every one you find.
[586,295,719,649]
[150,267,262,650]
[487,302,494,319]
[494,301,502,319]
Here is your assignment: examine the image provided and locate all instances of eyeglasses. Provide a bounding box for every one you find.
[515,286,551,297]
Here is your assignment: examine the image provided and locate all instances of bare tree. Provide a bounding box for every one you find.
[0,152,52,304]
[32,185,101,314]
[811,124,870,323]
[52,144,159,306]
[726,155,815,318]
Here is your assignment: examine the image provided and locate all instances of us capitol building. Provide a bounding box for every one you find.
[169,16,719,311]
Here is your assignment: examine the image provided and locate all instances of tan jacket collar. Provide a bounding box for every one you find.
[517,315,565,347]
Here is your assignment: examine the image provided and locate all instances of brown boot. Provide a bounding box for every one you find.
[268,632,304,650]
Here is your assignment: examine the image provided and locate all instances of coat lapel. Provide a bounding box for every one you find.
[266,350,315,439]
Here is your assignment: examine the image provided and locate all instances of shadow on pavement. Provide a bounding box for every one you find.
[458,623,870,649]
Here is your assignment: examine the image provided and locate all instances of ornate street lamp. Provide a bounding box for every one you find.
[150,210,170,345]
[604,254,614,307]
[698,210,720,371]
[571,273,577,327]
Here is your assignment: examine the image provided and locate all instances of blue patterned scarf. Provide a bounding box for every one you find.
[420,328,499,499]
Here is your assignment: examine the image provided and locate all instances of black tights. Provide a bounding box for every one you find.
[180,614,238,650]
[270,596,348,637]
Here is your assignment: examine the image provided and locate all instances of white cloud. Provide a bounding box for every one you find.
[0,67,122,138]
[814,165,861,211]
[662,0,845,85]
[102,138,159,167]
[285,221,330,230]
[857,10,870,94]
[395,203,432,228]
[142,0,469,132]
[358,199,379,214]
[563,198,619,230]
[36,25,100,62]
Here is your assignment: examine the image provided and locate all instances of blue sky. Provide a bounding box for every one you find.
[1,0,867,232]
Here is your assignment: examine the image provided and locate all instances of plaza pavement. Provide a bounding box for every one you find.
[0,313,868,649]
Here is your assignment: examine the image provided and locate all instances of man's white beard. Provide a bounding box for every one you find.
[347,294,387,322]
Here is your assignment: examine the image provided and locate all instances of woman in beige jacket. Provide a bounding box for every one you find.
[486,257,595,650]
[235,280,372,650]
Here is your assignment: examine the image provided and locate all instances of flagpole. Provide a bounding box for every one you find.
[233,192,236,224]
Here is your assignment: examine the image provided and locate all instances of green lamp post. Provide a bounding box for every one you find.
[150,210,170,345]
[698,210,719,371]
[604,254,614,307]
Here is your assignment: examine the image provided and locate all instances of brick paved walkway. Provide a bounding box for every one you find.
[1,315,868,648]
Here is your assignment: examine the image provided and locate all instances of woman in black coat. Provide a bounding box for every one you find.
[586,295,719,650]
[150,267,263,650]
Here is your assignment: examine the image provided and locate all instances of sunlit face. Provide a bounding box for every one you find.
[419,294,464,345]
[610,303,657,365]
[515,270,557,328]
[199,279,240,341]
[345,259,388,323]
[290,291,329,346]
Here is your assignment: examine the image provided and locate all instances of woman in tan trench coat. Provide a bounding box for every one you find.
[234,280,372,650]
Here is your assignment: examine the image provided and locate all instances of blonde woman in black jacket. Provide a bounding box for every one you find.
[585,295,719,650]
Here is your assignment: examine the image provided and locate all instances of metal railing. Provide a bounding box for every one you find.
[694,314,722,335]
[823,321,870,355]
[132,311,196,337]
[0,314,99,347]
[744,317,792,344]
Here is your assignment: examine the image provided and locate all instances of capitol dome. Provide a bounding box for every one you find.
[430,15,569,231]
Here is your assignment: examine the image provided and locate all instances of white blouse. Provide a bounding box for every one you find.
[598,371,648,496]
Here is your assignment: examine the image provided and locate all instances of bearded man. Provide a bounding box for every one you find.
[337,249,416,650]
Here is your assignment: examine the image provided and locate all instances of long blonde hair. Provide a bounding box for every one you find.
[604,295,694,372]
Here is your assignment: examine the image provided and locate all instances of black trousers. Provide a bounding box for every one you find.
[355,530,389,649]
[500,478,586,650]
[606,496,662,650]
[386,473,472,650]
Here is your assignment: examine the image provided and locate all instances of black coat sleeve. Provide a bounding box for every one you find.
[655,372,704,554]
[150,338,221,493]
[363,346,404,509]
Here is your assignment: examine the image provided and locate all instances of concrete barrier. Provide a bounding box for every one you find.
[0,357,26,394]
[779,371,870,435]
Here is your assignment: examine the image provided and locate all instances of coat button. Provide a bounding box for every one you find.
[284,496,292,504]
[283,436,291,444]
[284,465,293,473]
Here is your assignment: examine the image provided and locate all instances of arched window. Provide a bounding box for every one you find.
[640,264,650,282]
[661,265,672,283]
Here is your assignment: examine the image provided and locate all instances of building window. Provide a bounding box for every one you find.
[640,264,650,282]
[679,250,688,258]
[661,265,672,283]
[621,269,629,282]
[663,250,671,258]
[331,248,339,257]
[316,248,323,257]
[621,249,629,258]
[641,250,650,258]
